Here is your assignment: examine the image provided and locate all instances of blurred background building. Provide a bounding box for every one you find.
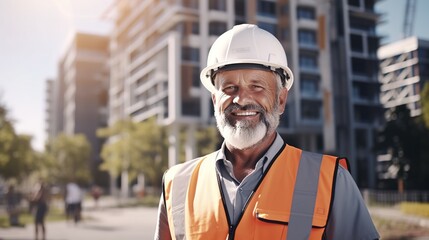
[378,37,429,118]
[45,33,110,186]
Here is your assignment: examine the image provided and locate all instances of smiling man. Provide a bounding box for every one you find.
[154,24,379,240]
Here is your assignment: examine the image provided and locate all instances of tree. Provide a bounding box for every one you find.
[97,118,219,190]
[375,105,429,190]
[0,100,38,182]
[44,133,92,185]
[98,118,169,188]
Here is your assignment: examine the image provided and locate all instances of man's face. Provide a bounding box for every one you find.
[212,69,288,149]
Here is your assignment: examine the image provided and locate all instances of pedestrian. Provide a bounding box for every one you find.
[65,180,83,224]
[6,184,23,227]
[154,24,380,239]
[91,185,102,209]
[31,182,49,240]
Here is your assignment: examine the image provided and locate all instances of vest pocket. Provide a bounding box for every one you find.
[254,208,288,239]
[256,208,290,224]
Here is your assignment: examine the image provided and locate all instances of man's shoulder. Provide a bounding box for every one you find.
[165,151,219,178]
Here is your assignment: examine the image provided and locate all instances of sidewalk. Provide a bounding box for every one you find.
[0,206,158,240]
[370,206,429,240]
[370,206,429,228]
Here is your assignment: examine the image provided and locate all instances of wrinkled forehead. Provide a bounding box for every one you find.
[214,68,278,86]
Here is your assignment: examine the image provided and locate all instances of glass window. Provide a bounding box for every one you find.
[350,34,364,53]
[209,0,226,11]
[301,100,321,120]
[235,0,246,17]
[351,57,366,75]
[183,0,198,9]
[182,47,200,62]
[297,6,315,20]
[209,21,227,36]
[298,30,317,46]
[258,22,277,36]
[182,98,201,116]
[299,55,318,69]
[301,77,319,95]
[348,0,360,7]
[181,65,200,88]
[258,0,276,17]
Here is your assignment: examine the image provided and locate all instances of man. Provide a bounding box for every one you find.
[154,24,379,239]
[65,180,82,224]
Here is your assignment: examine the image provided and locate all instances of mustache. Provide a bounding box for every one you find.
[224,103,266,115]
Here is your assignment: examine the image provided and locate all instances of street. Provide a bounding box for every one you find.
[0,206,158,240]
[2,204,429,240]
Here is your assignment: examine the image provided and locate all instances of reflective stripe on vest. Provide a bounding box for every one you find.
[287,151,323,239]
[163,145,348,240]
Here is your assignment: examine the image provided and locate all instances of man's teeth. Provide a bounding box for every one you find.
[235,112,257,116]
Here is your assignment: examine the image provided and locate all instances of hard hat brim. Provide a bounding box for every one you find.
[200,59,294,93]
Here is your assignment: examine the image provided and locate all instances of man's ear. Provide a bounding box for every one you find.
[211,93,217,106]
[278,88,288,114]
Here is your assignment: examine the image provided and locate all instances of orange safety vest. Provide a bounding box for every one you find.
[163,144,349,240]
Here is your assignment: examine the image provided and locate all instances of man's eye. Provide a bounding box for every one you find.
[223,86,237,92]
[252,85,263,90]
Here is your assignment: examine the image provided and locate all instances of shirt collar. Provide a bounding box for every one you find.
[215,133,285,174]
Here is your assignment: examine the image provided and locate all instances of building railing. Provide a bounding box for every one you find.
[362,189,429,206]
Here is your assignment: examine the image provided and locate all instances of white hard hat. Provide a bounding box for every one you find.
[200,24,294,93]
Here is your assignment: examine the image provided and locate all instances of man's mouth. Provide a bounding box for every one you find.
[233,111,258,116]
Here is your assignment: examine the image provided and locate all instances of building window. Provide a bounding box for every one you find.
[299,55,318,70]
[182,47,200,62]
[349,16,376,34]
[182,65,200,88]
[298,29,317,46]
[209,0,226,11]
[258,22,277,35]
[209,21,227,36]
[350,34,364,53]
[235,0,246,17]
[301,100,321,120]
[181,21,199,35]
[348,0,360,7]
[258,0,276,17]
[183,0,198,9]
[418,48,429,59]
[301,76,319,95]
[182,98,201,116]
[351,57,366,75]
[297,6,315,20]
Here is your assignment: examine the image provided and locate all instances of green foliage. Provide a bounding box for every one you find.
[0,101,38,181]
[97,118,168,187]
[421,83,429,129]
[195,126,219,156]
[44,133,92,185]
[97,118,220,188]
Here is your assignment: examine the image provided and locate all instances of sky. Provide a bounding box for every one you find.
[0,0,428,152]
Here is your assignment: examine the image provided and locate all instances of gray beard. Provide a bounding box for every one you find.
[215,103,280,150]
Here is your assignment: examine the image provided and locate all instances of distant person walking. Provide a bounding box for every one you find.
[31,182,49,240]
[6,184,23,227]
[91,185,102,209]
[65,181,83,224]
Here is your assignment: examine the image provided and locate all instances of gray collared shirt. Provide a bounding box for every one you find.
[215,133,284,224]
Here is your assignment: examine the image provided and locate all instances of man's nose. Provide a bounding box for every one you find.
[232,88,253,106]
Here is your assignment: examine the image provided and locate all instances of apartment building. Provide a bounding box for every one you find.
[378,37,429,117]
[107,0,382,188]
[46,32,110,186]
